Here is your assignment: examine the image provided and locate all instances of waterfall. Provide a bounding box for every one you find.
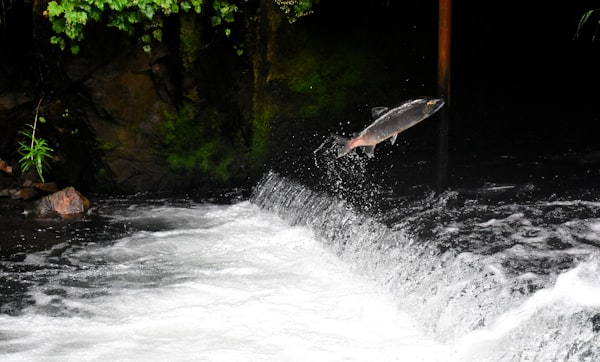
[251,170,600,360]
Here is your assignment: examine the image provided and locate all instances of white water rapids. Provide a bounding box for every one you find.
[0,202,448,361]
[2,172,600,361]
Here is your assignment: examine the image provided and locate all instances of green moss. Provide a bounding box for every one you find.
[250,81,277,166]
[269,38,385,121]
[167,142,235,181]
[180,13,203,73]
[214,152,234,180]
[96,138,116,151]
[158,101,244,182]
[249,6,388,169]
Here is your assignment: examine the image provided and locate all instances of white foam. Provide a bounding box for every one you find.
[0,202,448,361]
[452,259,600,361]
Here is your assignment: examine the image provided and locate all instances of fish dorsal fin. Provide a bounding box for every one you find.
[390,134,398,145]
[371,107,388,119]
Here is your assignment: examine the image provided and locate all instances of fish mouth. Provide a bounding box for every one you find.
[425,98,445,115]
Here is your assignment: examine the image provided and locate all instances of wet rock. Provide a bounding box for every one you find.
[37,187,91,216]
[73,43,180,192]
[10,187,40,201]
[0,92,34,112]
[0,159,12,174]
[32,182,58,193]
[4,180,58,201]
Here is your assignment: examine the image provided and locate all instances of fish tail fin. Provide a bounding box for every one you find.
[331,134,351,158]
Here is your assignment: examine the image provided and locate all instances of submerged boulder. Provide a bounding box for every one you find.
[37,186,90,216]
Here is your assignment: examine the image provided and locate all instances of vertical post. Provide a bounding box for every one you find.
[436,0,451,193]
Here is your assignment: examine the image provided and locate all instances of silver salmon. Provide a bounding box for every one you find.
[333,97,445,158]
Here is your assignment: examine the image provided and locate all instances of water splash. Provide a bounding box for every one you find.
[311,136,385,214]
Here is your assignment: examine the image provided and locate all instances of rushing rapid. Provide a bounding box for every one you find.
[0,199,448,361]
[1,146,600,361]
[252,170,600,361]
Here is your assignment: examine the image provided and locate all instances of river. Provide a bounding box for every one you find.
[1,145,600,361]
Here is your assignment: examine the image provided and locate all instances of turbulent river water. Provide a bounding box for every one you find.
[1,146,600,361]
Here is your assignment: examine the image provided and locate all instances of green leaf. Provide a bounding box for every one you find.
[17,121,53,182]
[47,1,64,17]
[50,36,66,50]
[46,0,209,53]
[576,9,600,41]
[51,18,66,33]
[109,0,128,11]
[190,0,203,13]
[153,29,163,42]
[127,12,138,24]
[141,5,155,19]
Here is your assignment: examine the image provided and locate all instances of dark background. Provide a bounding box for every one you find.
[274,1,600,195]
[2,0,600,193]
[326,0,600,149]
[451,1,600,150]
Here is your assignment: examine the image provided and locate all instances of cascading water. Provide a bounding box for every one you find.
[0,195,452,361]
[250,165,600,361]
[1,137,600,361]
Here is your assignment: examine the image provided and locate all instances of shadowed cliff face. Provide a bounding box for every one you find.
[0,2,181,193]
[1,9,252,193]
[0,31,188,192]
[64,37,183,192]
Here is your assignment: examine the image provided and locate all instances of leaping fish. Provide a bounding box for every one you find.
[333,97,445,158]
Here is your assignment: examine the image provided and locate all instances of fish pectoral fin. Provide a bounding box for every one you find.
[362,145,376,158]
[390,134,398,145]
[371,107,388,119]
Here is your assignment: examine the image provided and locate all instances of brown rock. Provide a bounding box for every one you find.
[11,187,39,200]
[32,182,59,193]
[37,187,91,216]
[0,92,34,112]
[0,159,12,175]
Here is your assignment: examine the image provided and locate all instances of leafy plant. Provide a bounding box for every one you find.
[45,0,315,54]
[274,0,315,23]
[17,98,54,182]
[575,9,600,41]
[45,0,251,54]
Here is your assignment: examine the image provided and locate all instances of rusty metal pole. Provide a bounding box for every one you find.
[436,0,451,192]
